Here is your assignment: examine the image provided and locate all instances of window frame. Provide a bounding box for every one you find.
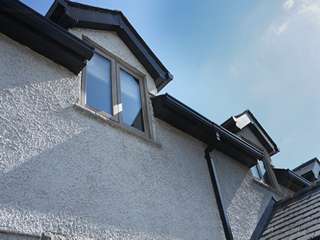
[251,160,267,182]
[116,61,149,134]
[81,35,152,139]
[81,47,118,121]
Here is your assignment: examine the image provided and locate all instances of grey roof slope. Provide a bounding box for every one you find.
[259,184,320,240]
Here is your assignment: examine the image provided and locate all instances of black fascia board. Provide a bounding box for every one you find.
[152,94,264,167]
[274,168,311,192]
[0,0,94,74]
[46,0,173,91]
[293,157,320,172]
[245,110,279,155]
[222,110,279,156]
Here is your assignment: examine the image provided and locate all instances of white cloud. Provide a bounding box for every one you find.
[283,0,295,10]
[275,21,289,34]
[298,0,320,24]
[269,0,320,37]
[299,1,320,14]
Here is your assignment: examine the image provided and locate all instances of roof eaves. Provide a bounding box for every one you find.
[152,94,264,166]
[274,168,311,192]
[222,110,279,156]
[293,157,320,172]
[0,0,94,74]
[244,110,279,155]
[46,0,173,91]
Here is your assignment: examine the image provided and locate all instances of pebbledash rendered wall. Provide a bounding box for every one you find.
[212,126,278,240]
[212,150,275,240]
[0,30,225,240]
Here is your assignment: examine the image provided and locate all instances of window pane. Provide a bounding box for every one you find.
[85,53,112,114]
[251,160,267,181]
[251,165,260,179]
[257,160,266,179]
[120,69,144,131]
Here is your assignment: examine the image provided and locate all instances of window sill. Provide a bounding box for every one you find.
[74,103,161,148]
[252,177,278,194]
[252,177,270,189]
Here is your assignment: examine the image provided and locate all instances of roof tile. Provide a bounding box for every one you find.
[258,184,320,240]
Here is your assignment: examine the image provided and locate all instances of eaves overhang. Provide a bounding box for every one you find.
[274,168,311,192]
[293,157,320,172]
[152,94,264,167]
[0,0,94,74]
[46,0,173,91]
[222,110,279,156]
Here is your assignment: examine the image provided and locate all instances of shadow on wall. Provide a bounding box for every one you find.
[0,77,180,239]
[0,124,184,240]
[0,33,223,240]
[0,96,214,240]
[211,150,273,239]
[0,77,84,174]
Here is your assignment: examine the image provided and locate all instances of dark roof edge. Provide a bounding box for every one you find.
[0,0,94,74]
[285,169,311,186]
[46,0,173,91]
[250,197,276,240]
[274,168,311,191]
[165,94,264,158]
[152,94,264,162]
[275,182,320,209]
[293,157,320,172]
[222,110,279,156]
[245,110,279,154]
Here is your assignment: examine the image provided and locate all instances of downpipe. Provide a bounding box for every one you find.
[205,146,234,240]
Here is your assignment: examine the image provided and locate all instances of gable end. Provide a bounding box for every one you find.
[46,0,173,91]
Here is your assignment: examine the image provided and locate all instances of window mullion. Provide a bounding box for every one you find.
[81,65,86,106]
[111,59,118,120]
[139,77,150,138]
[115,62,123,123]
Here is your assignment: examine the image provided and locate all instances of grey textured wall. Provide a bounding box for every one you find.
[235,127,269,154]
[211,150,275,240]
[0,32,225,240]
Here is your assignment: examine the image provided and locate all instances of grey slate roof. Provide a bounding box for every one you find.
[259,184,320,240]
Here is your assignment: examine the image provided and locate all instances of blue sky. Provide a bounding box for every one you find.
[22,0,320,169]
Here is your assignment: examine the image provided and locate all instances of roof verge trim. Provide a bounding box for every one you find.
[46,0,173,90]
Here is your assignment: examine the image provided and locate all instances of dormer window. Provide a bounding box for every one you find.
[81,37,150,136]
